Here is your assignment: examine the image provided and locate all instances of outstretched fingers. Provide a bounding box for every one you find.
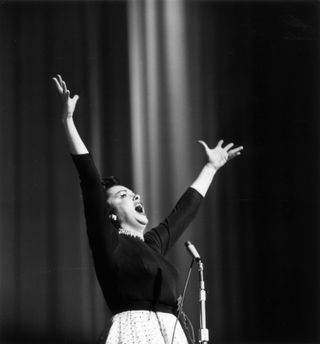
[227,146,243,160]
[224,142,234,151]
[62,80,68,94]
[52,76,63,93]
[217,139,224,147]
[52,74,69,96]
[229,146,243,154]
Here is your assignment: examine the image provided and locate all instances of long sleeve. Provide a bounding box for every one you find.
[144,188,203,255]
[71,154,119,257]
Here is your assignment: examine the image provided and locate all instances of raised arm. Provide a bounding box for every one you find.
[52,74,88,155]
[191,139,243,196]
[52,75,118,254]
[146,140,243,253]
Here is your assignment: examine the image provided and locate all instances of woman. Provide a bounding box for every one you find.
[52,75,243,344]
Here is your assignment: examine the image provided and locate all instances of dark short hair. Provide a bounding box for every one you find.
[102,176,121,229]
[101,176,121,191]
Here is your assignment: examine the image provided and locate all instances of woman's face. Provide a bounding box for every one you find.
[106,185,148,230]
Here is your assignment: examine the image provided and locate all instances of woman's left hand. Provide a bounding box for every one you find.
[198,139,243,171]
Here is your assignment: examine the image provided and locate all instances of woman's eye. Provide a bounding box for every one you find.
[120,193,127,198]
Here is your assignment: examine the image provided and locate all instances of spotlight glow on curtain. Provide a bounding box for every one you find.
[128,0,194,227]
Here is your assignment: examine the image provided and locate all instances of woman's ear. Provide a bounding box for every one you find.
[109,214,117,222]
[109,213,121,229]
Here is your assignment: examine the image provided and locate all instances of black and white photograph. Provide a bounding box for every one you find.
[0,0,319,343]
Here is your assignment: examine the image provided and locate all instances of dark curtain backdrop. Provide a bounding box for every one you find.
[0,1,319,343]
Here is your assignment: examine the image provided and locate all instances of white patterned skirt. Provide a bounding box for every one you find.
[104,310,189,344]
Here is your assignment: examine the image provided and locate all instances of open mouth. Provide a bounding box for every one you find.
[135,204,144,214]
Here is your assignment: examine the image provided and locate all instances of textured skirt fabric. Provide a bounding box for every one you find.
[104,310,189,344]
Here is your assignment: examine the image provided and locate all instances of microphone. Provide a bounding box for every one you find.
[185,241,201,262]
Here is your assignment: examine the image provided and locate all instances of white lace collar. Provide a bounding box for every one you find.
[118,228,144,241]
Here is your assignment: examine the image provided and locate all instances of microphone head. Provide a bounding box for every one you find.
[185,241,201,261]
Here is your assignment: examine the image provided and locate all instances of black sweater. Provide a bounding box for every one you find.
[72,154,203,315]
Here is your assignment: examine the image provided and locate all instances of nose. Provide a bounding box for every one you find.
[133,194,140,201]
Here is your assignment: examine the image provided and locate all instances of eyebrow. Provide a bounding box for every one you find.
[114,189,132,196]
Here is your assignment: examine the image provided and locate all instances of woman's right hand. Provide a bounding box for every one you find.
[52,74,79,120]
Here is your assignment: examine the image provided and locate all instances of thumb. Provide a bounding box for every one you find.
[73,94,79,104]
[197,140,209,152]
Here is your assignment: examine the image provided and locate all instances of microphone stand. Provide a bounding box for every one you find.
[198,259,209,343]
[184,241,209,343]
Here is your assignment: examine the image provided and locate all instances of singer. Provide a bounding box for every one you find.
[53,75,243,344]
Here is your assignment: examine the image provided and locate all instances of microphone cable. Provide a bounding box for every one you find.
[170,258,196,344]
